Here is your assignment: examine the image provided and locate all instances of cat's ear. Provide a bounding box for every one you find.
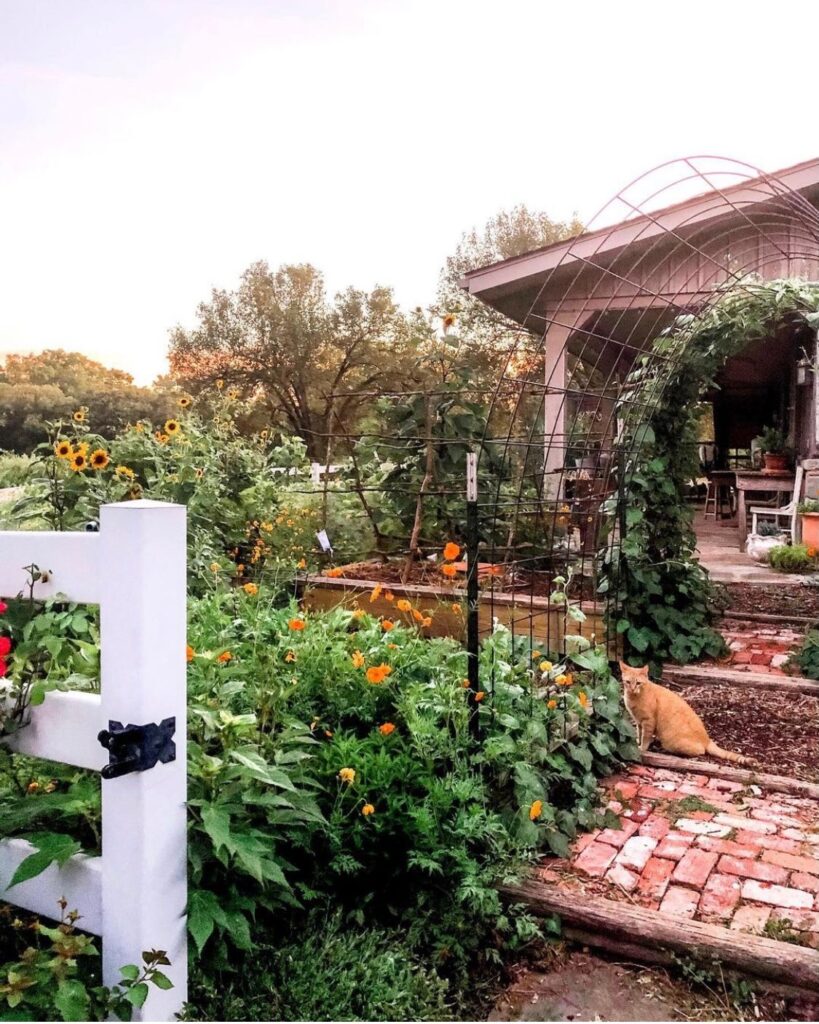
[639,664,651,678]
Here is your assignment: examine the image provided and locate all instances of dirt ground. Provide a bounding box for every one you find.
[722,583,819,622]
[663,680,819,781]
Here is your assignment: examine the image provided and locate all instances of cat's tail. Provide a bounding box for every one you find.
[706,740,750,765]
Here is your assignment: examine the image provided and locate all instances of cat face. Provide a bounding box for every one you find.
[619,661,650,696]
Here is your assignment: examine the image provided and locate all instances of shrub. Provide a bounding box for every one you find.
[0,452,31,488]
[791,628,819,679]
[768,543,818,573]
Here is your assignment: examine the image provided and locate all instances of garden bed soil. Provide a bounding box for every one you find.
[663,680,819,782]
[722,583,819,623]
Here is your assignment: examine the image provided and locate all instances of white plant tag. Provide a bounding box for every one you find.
[316,529,333,553]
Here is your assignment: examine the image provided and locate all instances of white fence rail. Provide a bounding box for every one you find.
[0,500,187,1021]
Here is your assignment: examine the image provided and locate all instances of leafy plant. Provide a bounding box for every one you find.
[755,424,787,455]
[797,498,819,514]
[790,627,819,679]
[768,543,817,573]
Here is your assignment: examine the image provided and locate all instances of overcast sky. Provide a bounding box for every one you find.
[1,0,817,384]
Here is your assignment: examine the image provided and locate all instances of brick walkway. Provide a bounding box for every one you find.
[710,621,804,674]
[537,764,819,948]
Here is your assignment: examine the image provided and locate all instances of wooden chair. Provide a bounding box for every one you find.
[750,464,803,541]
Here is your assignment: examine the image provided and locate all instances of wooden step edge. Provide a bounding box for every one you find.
[641,751,819,799]
[500,881,819,993]
[721,609,816,627]
[664,664,819,696]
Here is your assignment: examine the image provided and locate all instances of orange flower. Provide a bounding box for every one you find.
[555,673,573,686]
[442,313,456,329]
[186,645,195,662]
[338,768,355,784]
[288,618,306,631]
[387,642,398,649]
[474,691,485,702]
[297,558,307,569]
[461,678,470,688]
[243,582,258,596]
[381,619,395,632]
[547,699,557,710]
[384,591,395,602]
[370,583,383,603]
[217,651,232,663]
[421,616,432,627]
[366,663,392,684]
[808,547,818,559]
[326,567,344,578]
[285,650,297,663]
[441,564,458,578]
[351,650,365,669]
[578,691,590,711]
[412,608,424,622]
[443,542,460,561]
[396,598,412,613]
[529,799,543,821]
[451,603,463,615]
[361,803,375,816]
[532,651,542,660]
[352,608,364,619]
[378,722,396,736]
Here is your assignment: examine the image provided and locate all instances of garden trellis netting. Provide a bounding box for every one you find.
[294,156,819,727]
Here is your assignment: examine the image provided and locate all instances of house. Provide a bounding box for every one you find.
[460,157,819,503]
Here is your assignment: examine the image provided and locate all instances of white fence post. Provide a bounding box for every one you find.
[98,500,187,1021]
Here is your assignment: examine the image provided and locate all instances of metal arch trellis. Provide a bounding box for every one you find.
[295,155,819,740]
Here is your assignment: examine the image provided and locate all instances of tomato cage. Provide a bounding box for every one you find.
[295,156,819,733]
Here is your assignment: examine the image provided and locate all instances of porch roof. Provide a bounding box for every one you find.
[460,157,819,327]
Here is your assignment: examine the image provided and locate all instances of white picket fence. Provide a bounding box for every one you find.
[0,500,187,1021]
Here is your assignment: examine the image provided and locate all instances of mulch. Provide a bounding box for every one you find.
[663,679,819,782]
[722,583,819,623]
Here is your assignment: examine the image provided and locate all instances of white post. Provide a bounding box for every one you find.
[99,500,187,1021]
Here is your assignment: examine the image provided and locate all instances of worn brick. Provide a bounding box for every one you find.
[675,818,731,838]
[655,831,696,861]
[781,827,819,844]
[640,784,679,801]
[536,867,561,883]
[762,850,819,876]
[574,841,618,878]
[706,779,745,793]
[610,781,639,801]
[639,814,671,841]
[730,905,771,934]
[659,885,700,918]
[571,832,597,856]
[740,880,815,909]
[769,907,819,932]
[684,774,711,787]
[672,848,718,888]
[714,813,775,834]
[695,836,757,859]
[637,857,675,901]
[622,799,653,824]
[699,873,742,920]
[616,835,658,872]
[750,807,806,829]
[605,862,640,893]
[597,820,639,848]
[791,872,819,895]
[717,855,789,884]
[733,831,802,855]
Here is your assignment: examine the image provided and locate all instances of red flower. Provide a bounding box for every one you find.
[0,636,10,657]
[0,659,6,678]
[0,601,7,615]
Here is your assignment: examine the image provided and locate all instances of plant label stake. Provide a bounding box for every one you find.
[466,452,480,740]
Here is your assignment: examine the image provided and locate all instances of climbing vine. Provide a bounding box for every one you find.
[601,279,819,671]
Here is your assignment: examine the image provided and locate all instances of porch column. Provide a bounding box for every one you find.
[542,312,584,497]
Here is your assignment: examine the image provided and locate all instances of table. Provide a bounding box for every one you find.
[734,470,795,550]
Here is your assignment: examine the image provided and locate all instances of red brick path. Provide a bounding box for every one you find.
[710,622,804,674]
[537,764,819,947]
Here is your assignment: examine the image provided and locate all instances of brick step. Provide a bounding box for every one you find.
[664,663,819,697]
[641,751,819,801]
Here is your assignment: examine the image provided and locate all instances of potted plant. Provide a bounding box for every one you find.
[755,425,791,473]
[798,498,819,548]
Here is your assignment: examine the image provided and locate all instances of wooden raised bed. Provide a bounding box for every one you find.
[299,569,613,656]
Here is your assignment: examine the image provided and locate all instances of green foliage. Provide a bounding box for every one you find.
[0,454,31,489]
[791,628,819,679]
[797,498,819,514]
[603,280,819,670]
[0,903,170,1022]
[768,543,817,573]
[185,913,454,1022]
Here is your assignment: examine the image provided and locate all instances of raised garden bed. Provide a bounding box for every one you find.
[298,560,612,656]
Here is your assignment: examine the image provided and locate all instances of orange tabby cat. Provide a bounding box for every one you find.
[620,662,749,764]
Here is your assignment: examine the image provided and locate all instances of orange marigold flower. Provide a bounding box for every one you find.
[529,799,543,821]
[547,699,557,710]
[578,691,590,711]
[338,768,355,784]
[532,650,542,659]
[366,666,384,684]
[186,645,195,662]
[441,563,458,578]
[288,618,306,631]
[27,781,40,793]
[378,722,396,736]
[443,541,460,561]
[808,547,818,559]
[396,598,412,613]
[381,619,395,632]
[351,650,365,669]
[361,803,375,816]
[217,650,232,663]
[474,691,485,702]
[297,558,307,569]
[352,608,364,619]
[243,582,258,596]
[326,567,344,578]
[421,616,432,627]
[412,608,424,622]
[285,650,296,663]
[370,583,383,603]
[451,603,463,615]
[384,591,395,602]
[555,673,572,686]
[462,678,470,688]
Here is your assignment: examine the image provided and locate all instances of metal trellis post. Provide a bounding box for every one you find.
[466,452,480,739]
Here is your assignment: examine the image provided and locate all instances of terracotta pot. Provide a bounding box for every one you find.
[801,512,819,549]
[763,452,789,473]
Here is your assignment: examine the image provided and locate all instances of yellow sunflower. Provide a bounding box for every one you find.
[70,452,87,472]
[90,449,110,471]
[72,409,86,423]
[164,419,181,436]
[115,465,135,480]
[178,396,192,409]
[54,439,72,459]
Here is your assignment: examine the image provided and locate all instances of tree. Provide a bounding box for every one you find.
[168,262,418,460]
[0,350,174,451]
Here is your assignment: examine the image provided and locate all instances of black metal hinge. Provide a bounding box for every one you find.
[97,718,176,780]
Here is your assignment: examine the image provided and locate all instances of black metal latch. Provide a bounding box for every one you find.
[97,718,176,779]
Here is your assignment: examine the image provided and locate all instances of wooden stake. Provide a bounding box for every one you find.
[641,751,819,799]
[664,664,819,697]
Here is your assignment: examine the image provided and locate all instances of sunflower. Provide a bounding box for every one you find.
[72,409,86,423]
[216,379,224,389]
[90,449,110,471]
[443,313,456,329]
[115,465,135,480]
[54,439,72,459]
[74,442,88,456]
[164,419,181,436]
[69,452,87,472]
[155,431,169,444]
[178,396,192,408]
[227,389,239,401]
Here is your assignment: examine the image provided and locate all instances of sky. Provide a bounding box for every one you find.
[1,0,817,384]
